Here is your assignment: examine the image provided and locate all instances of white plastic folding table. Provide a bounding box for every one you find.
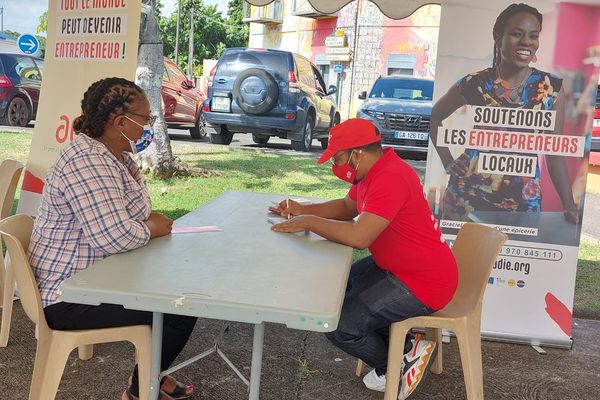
[59,191,354,399]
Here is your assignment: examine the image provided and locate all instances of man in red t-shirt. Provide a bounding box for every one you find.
[271,118,458,399]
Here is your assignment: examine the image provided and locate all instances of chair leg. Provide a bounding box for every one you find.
[0,263,15,347]
[28,334,72,400]
[78,344,94,360]
[456,323,484,400]
[134,332,153,400]
[355,359,366,377]
[384,324,408,400]
[425,327,443,374]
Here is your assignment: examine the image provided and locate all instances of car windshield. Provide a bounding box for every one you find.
[369,78,433,101]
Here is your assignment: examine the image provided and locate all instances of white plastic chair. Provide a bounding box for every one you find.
[0,159,24,347]
[356,223,507,400]
[0,214,152,400]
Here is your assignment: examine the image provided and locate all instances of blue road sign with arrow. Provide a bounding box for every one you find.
[17,34,39,55]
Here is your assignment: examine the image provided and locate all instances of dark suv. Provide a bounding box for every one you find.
[357,76,433,154]
[203,48,340,151]
[0,53,43,127]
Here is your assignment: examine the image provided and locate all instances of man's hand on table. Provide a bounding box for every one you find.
[269,199,305,219]
[271,215,313,233]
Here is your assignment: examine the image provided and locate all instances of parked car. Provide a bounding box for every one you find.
[357,76,434,154]
[202,48,340,152]
[162,58,206,139]
[592,84,600,151]
[0,52,43,127]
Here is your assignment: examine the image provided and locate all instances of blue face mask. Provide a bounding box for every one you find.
[122,115,154,154]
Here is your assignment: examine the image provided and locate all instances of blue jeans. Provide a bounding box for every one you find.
[325,256,434,369]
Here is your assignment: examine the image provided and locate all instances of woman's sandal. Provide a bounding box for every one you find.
[122,387,176,400]
[126,375,194,400]
[161,375,194,400]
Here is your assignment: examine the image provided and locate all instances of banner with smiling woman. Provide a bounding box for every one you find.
[18,0,141,215]
[424,0,600,347]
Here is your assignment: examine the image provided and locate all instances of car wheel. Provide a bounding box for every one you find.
[320,138,328,150]
[252,134,270,145]
[233,68,279,115]
[189,111,206,139]
[321,113,340,150]
[2,97,30,127]
[291,114,314,152]
[209,130,234,145]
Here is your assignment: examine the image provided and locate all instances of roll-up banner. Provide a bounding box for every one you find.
[18,0,142,215]
[425,0,600,347]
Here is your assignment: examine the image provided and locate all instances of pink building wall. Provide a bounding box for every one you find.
[540,3,600,211]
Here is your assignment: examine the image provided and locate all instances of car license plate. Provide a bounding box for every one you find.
[212,96,230,112]
[394,131,428,141]
[594,119,600,128]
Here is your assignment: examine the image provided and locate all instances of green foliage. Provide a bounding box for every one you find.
[37,11,48,34]
[159,0,249,73]
[2,29,20,39]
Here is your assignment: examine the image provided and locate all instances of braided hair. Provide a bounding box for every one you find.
[492,3,543,68]
[72,77,144,138]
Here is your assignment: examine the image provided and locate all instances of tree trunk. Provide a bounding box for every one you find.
[135,0,218,179]
[135,0,188,179]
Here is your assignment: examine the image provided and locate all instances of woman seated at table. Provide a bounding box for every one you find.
[28,77,197,400]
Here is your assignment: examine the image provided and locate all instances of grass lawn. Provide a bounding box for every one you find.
[1,130,599,318]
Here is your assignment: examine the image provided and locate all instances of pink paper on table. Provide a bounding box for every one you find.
[171,226,222,234]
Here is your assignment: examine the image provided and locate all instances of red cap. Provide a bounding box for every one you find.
[317,118,380,164]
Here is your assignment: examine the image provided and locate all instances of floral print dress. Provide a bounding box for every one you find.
[443,67,562,221]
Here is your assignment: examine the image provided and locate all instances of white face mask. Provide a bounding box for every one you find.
[121,115,155,154]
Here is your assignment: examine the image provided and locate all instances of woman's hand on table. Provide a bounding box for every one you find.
[145,212,173,238]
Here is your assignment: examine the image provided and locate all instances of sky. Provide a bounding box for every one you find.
[0,0,228,38]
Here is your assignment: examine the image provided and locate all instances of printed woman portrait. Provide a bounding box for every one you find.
[429,2,579,225]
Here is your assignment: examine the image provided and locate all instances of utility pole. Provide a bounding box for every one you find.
[0,7,4,33]
[347,0,361,119]
[174,0,181,66]
[188,8,194,79]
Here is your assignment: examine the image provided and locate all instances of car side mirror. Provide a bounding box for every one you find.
[328,85,338,95]
[358,91,367,100]
[183,79,195,89]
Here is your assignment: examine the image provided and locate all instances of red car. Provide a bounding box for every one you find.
[162,58,206,139]
[593,85,600,151]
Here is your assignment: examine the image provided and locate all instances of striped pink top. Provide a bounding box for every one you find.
[28,133,151,306]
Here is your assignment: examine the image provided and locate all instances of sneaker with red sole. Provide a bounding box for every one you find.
[398,336,437,400]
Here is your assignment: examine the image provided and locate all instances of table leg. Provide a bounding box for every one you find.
[248,322,265,400]
[149,312,164,400]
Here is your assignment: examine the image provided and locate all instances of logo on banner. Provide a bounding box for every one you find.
[508,279,516,287]
[488,277,494,285]
[517,280,526,288]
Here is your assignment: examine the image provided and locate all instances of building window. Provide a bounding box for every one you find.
[242,0,283,24]
[387,54,416,76]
